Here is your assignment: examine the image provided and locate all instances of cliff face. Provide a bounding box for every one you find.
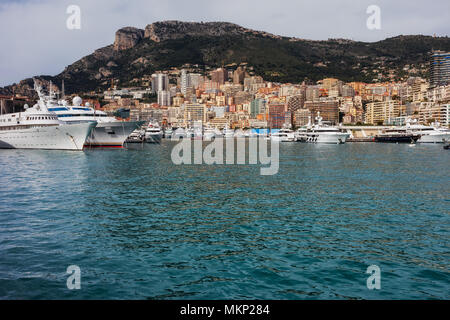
[114,27,144,51]
[113,21,279,51]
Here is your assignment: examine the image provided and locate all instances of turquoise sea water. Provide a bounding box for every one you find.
[0,142,449,299]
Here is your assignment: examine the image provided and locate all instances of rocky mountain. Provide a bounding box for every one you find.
[114,27,144,51]
[1,21,450,96]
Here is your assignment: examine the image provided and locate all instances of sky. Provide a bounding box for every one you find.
[0,0,448,87]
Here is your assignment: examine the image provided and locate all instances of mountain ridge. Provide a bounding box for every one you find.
[1,21,449,96]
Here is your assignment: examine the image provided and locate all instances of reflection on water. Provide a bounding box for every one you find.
[0,143,449,299]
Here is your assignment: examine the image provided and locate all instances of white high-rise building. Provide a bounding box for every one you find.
[180,69,191,96]
[152,73,169,93]
[157,90,171,106]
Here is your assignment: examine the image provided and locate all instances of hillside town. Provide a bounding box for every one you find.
[99,50,450,129]
[1,51,449,130]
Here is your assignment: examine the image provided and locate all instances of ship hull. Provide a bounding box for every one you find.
[375,135,420,143]
[144,133,163,143]
[0,122,96,150]
[271,135,296,142]
[85,121,142,148]
[303,133,350,144]
[417,132,450,143]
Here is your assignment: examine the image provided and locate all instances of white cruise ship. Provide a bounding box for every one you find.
[0,97,95,151]
[39,85,142,148]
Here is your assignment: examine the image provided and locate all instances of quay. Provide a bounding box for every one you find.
[340,126,391,142]
[347,137,375,142]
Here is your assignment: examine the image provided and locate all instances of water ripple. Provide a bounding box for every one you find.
[0,143,449,299]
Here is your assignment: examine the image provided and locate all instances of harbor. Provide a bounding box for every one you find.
[0,4,449,304]
[0,143,448,299]
[123,114,450,146]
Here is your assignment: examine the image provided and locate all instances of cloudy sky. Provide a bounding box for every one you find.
[0,0,448,86]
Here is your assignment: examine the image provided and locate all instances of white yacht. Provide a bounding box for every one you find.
[234,129,246,138]
[172,127,187,140]
[302,113,350,144]
[404,119,450,143]
[144,122,163,143]
[163,127,173,139]
[0,97,95,150]
[203,125,215,141]
[185,126,203,140]
[294,126,308,142]
[270,128,296,142]
[40,84,142,148]
[125,129,144,143]
[244,129,257,138]
[203,125,224,141]
[223,126,235,138]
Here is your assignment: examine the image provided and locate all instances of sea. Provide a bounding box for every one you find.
[0,142,449,299]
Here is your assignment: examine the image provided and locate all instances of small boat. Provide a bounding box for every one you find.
[234,129,246,138]
[444,140,450,150]
[172,127,187,139]
[125,129,145,143]
[163,127,173,139]
[295,127,308,142]
[223,126,235,139]
[144,122,163,143]
[270,129,296,142]
[244,129,257,138]
[203,125,217,141]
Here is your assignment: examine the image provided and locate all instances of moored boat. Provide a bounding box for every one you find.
[298,113,350,144]
[404,119,450,143]
[375,128,420,143]
[270,128,296,142]
[38,82,143,148]
[0,94,95,150]
[144,122,163,143]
